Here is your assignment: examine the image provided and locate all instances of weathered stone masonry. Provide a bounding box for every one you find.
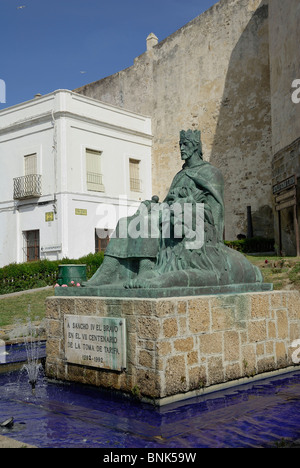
[46,290,300,403]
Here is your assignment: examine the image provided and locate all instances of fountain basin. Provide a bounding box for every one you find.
[0,365,299,448]
[0,342,46,374]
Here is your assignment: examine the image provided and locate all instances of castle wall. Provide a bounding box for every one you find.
[75,0,273,240]
[269,0,300,256]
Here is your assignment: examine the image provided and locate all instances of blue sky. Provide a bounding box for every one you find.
[0,0,218,109]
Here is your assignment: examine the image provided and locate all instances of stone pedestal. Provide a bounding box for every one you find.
[45,290,300,405]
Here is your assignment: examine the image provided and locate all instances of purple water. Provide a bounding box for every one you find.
[0,344,299,448]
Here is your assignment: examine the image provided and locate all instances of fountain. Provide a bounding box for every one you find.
[49,130,300,404]
[20,310,45,394]
[0,339,8,364]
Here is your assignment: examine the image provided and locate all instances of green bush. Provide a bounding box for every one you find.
[288,263,300,285]
[225,237,275,254]
[0,252,104,295]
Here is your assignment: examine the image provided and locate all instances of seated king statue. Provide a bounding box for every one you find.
[85,129,265,292]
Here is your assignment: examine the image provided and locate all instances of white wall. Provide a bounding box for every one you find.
[0,90,152,267]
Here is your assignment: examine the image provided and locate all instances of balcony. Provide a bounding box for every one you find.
[130,178,142,192]
[86,172,105,192]
[13,174,42,200]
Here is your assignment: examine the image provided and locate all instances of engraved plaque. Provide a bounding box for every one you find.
[64,315,127,371]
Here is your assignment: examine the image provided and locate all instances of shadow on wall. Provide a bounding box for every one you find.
[210,1,274,241]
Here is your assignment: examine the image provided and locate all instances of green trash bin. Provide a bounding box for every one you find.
[57,264,87,286]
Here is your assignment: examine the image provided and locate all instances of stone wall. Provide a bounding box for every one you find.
[269,0,300,255]
[269,0,300,156]
[46,290,300,404]
[75,0,273,240]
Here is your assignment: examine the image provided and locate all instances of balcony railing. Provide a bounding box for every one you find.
[87,172,105,192]
[13,174,42,200]
[130,178,142,192]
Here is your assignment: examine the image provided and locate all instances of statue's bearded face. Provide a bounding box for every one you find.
[180,137,196,160]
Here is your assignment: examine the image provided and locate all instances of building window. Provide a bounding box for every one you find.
[86,149,105,192]
[129,158,141,192]
[24,153,37,176]
[95,229,110,253]
[14,153,42,200]
[23,230,40,262]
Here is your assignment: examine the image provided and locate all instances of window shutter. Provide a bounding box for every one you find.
[24,153,37,175]
[129,159,141,191]
[86,149,104,192]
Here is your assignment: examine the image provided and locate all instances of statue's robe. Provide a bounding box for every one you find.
[154,160,262,286]
[96,159,262,287]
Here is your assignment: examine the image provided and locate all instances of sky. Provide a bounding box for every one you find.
[0,0,218,109]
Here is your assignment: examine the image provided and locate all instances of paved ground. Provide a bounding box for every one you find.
[0,286,52,300]
[0,434,36,448]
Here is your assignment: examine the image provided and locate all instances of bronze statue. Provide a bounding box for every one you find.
[85,130,263,291]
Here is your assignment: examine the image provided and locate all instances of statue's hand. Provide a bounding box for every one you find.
[189,186,206,203]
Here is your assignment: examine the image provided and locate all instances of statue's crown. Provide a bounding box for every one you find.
[180,129,201,142]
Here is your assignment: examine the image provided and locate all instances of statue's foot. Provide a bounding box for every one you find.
[124,270,160,289]
[124,279,148,289]
[82,278,111,288]
[125,270,215,289]
[83,280,108,288]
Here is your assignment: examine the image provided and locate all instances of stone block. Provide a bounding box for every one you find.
[225,363,241,381]
[290,321,300,342]
[288,292,300,320]
[188,298,210,334]
[270,292,285,309]
[174,337,194,353]
[257,356,276,374]
[75,298,98,316]
[136,370,161,398]
[156,341,172,356]
[265,341,274,355]
[276,310,289,339]
[47,319,62,339]
[138,316,161,340]
[242,344,256,375]
[162,318,178,338]
[211,307,235,331]
[207,356,224,386]
[60,298,76,315]
[267,320,276,339]
[165,355,187,395]
[248,320,267,342]
[178,316,188,335]
[251,294,270,319]
[200,332,222,355]
[224,331,240,361]
[188,366,207,390]
[256,343,265,356]
[177,301,187,315]
[187,350,199,366]
[275,342,288,367]
[139,350,154,368]
[155,300,176,317]
[46,298,60,320]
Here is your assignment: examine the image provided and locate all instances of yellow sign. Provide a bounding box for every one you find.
[75,208,87,216]
[45,212,54,222]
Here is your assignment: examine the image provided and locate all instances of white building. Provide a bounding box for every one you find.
[0,90,152,267]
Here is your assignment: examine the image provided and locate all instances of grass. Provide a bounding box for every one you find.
[246,255,300,291]
[0,288,54,328]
